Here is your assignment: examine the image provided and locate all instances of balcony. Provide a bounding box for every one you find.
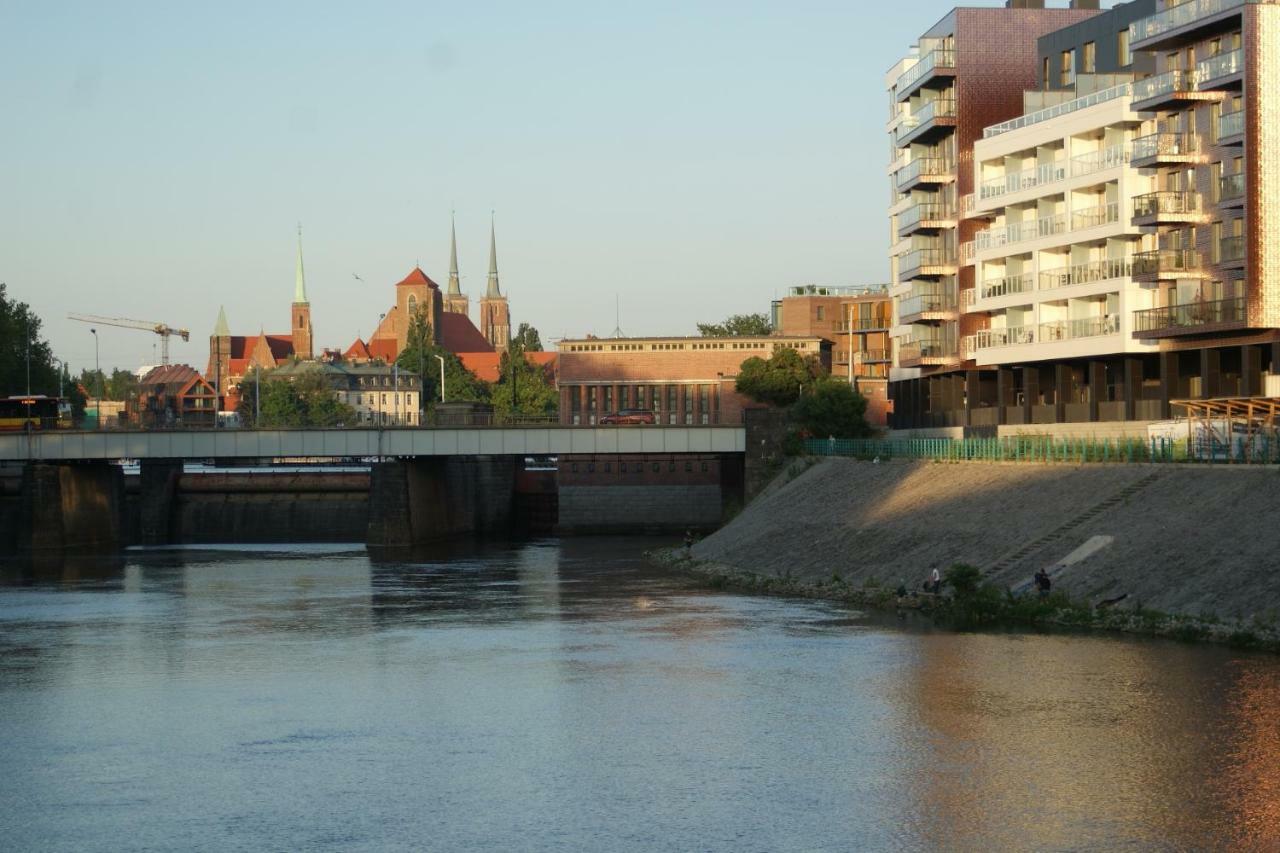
[1132,248,1203,280]
[898,201,957,238]
[974,325,1036,350]
[980,273,1035,301]
[974,214,1067,252]
[898,291,956,324]
[895,48,956,102]
[984,83,1131,139]
[1218,109,1244,143]
[895,99,957,146]
[899,247,956,280]
[1219,235,1246,266]
[837,316,891,332]
[1132,190,1204,226]
[1039,314,1121,343]
[1070,144,1129,178]
[896,157,953,192]
[898,339,959,368]
[1130,0,1250,51]
[977,161,1067,202]
[1130,132,1203,168]
[1132,296,1246,338]
[860,349,893,363]
[1071,202,1120,231]
[1131,69,1203,110]
[959,241,975,267]
[1218,171,1245,207]
[1198,48,1244,88]
[1039,257,1133,290]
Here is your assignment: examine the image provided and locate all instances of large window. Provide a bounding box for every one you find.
[1060,49,1075,86]
[1118,29,1131,67]
[1083,41,1096,74]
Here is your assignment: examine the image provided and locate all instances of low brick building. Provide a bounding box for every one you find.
[555,335,830,426]
[132,365,219,428]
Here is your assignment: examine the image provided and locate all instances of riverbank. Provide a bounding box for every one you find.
[659,457,1280,650]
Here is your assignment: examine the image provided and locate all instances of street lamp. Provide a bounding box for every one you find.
[90,328,100,430]
[435,354,446,402]
[26,311,31,396]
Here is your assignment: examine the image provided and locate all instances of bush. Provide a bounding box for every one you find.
[792,378,873,439]
[944,563,983,597]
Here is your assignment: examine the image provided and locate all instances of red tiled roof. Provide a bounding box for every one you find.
[457,351,558,383]
[264,335,295,361]
[368,338,399,362]
[344,338,372,360]
[437,312,493,354]
[396,267,441,290]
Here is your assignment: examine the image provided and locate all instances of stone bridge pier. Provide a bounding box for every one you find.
[367,455,518,548]
[16,462,126,556]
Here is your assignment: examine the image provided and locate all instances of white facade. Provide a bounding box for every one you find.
[965,88,1160,368]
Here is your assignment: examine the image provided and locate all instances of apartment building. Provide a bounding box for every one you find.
[887,0,1103,407]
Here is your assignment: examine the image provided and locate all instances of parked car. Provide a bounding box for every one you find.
[600,408,657,425]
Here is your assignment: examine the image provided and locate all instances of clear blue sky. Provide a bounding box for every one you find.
[2,0,963,373]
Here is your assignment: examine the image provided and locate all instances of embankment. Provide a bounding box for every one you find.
[692,458,1280,626]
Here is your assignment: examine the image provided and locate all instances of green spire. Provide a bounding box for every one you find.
[213,305,229,337]
[447,212,462,295]
[294,223,308,304]
[486,213,501,298]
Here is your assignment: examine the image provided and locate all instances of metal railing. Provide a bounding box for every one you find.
[974,325,1035,349]
[1133,69,1197,102]
[1219,171,1245,201]
[1220,235,1246,263]
[860,349,892,362]
[1133,190,1200,218]
[980,273,1035,300]
[894,48,956,95]
[1133,296,1245,332]
[900,247,953,275]
[975,214,1067,250]
[805,436,1180,465]
[984,83,1131,138]
[1070,144,1129,176]
[836,317,892,332]
[1131,0,1250,45]
[1219,109,1244,139]
[1072,202,1120,230]
[1038,314,1120,342]
[1130,131,1198,161]
[1039,257,1132,290]
[896,157,952,187]
[898,339,953,363]
[1198,48,1244,84]
[978,160,1066,200]
[1132,248,1201,277]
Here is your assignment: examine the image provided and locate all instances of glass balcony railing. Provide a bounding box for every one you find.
[1133,296,1245,333]
[894,49,956,96]
[1219,171,1245,202]
[900,247,953,275]
[1130,0,1250,46]
[837,317,892,332]
[895,99,956,142]
[979,273,1035,300]
[898,202,956,233]
[1219,109,1244,139]
[978,160,1066,201]
[1198,48,1244,84]
[1072,202,1120,230]
[896,157,952,188]
[1132,69,1197,103]
[898,292,950,318]
[1039,257,1133,290]
[1130,132,1198,161]
[975,325,1036,349]
[1132,248,1201,277]
[1070,144,1129,177]
[1220,235,1246,263]
[1133,191,1200,219]
[1039,315,1121,342]
[984,83,1131,139]
[975,214,1067,250]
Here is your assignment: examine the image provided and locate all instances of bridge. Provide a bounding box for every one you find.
[0,424,773,558]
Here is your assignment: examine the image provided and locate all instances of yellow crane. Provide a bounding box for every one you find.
[67,314,191,365]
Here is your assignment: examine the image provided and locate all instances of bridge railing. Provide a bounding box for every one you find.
[804,436,1184,464]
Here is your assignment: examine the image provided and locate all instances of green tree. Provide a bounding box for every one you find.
[511,322,543,352]
[396,308,489,406]
[491,350,557,421]
[239,368,356,428]
[697,312,772,337]
[792,378,872,439]
[735,347,826,407]
[0,283,61,398]
[256,380,307,427]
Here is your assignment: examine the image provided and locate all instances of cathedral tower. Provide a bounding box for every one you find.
[443,213,470,316]
[291,225,314,360]
[479,216,510,353]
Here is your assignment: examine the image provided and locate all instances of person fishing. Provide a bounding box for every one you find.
[1034,568,1052,597]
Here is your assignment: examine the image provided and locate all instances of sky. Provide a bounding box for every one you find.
[1,0,965,375]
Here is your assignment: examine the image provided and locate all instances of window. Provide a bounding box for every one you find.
[1042,56,1050,90]
[620,462,627,473]
[572,462,579,473]
[651,462,660,473]
[604,463,611,473]
[1083,41,1096,74]
[1118,29,1131,67]
[1060,49,1075,86]
[816,306,825,322]
[381,393,387,404]
[407,294,417,314]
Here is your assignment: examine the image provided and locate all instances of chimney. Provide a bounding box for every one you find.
[1005,0,1046,8]
[1070,0,1101,8]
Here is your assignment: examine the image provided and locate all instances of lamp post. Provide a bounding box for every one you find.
[435,355,446,402]
[90,328,101,428]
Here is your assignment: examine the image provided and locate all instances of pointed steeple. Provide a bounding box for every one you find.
[294,223,308,304]
[447,212,462,295]
[486,213,502,298]
[213,305,230,337]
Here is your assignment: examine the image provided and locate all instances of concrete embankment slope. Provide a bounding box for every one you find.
[693,458,1280,622]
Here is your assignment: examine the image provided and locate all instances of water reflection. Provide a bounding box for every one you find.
[1,540,1278,851]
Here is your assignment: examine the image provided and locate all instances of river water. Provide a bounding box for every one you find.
[2,539,1278,851]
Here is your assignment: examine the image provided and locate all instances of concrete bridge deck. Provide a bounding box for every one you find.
[0,426,746,462]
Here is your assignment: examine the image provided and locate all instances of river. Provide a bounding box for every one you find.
[1,539,1278,851]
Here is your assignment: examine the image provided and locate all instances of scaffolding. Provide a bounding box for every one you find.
[1171,397,1280,464]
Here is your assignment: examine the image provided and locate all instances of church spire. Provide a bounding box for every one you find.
[294,223,308,304]
[486,213,501,298]
[213,305,230,337]
[447,212,462,296]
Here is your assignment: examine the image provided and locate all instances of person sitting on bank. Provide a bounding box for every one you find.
[1034,568,1052,597]
[683,529,694,556]
[925,567,941,595]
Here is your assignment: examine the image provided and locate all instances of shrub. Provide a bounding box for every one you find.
[944,563,983,597]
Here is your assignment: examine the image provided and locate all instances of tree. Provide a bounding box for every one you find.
[511,322,543,352]
[792,378,873,439]
[238,368,356,428]
[395,309,489,407]
[697,312,772,337]
[735,347,826,407]
[491,350,558,421]
[0,283,61,399]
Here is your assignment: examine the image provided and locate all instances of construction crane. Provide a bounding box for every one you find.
[68,314,191,365]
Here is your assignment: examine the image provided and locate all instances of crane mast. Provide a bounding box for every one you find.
[67,314,191,365]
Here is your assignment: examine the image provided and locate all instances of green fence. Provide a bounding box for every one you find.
[803,436,1182,464]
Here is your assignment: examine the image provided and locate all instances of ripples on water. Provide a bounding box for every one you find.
[1,539,1279,852]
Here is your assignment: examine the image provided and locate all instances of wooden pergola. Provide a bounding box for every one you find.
[1171,397,1280,463]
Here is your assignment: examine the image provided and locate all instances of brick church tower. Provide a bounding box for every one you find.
[443,213,469,316]
[291,225,313,360]
[479,217,510,353]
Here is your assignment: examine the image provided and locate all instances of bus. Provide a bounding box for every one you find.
[0,396,68,431]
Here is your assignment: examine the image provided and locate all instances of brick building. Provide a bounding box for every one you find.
[555,335,830,426]
[132,365,218,428]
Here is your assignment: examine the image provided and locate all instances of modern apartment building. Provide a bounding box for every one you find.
[887,0,1103,409]
[890,0,1280,430]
